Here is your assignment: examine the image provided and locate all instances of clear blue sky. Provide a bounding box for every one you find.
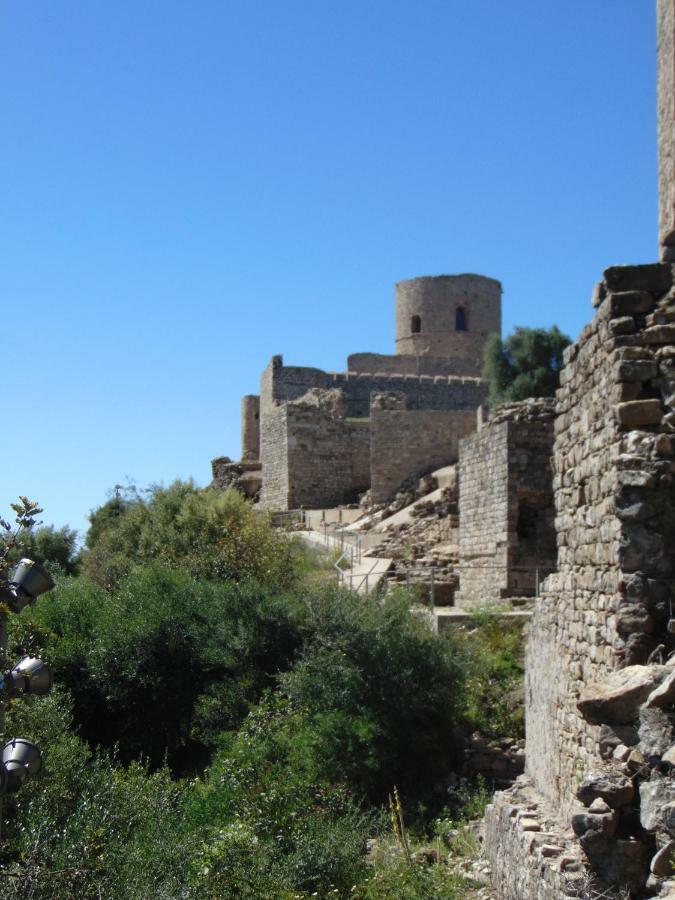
[1,1,658,537]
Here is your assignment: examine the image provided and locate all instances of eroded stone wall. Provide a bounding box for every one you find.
[261,354,487,418]
[486,262,675,897]
[455,399,556,607]
[241,394,260,460]
[369,396,475,503]
[260,388,370,509]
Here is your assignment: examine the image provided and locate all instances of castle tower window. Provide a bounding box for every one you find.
[455,306,467,331]
[411,315,421,334]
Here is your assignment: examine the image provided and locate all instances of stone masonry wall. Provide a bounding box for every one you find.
[347,352,471,378]
[526,263,675,814]
[260,354,487,418]
[659,0,675,256]
[369,398,476,503]
[455,399,556,607]
[241,394,260,460]
[486,262,675,898]
[259,401,289,509]
[260,388,370,509]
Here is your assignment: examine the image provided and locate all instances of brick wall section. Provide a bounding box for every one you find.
[455,400,556,607]
[369,404,476,503]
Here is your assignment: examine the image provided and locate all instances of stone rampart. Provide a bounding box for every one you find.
[455,399,556,607]
[347,352,470,378]
[260,354,487,419]
[486,262,675,897]
[259,388,370,509]
[369,399,476,503]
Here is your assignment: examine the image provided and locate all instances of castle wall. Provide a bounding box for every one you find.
[455,401,556,607]
[659,0,675,256]
[395,274,501,376]
[259,387,370,510]
[486,262,675,897]
[526,263,675,812]
[347,352,470,378]
[260,354,487,418]
[241,394,260,460]
[369,397,475,504]
[259,402,290,509]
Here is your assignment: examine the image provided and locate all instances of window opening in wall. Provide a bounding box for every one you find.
[411,315,421,334]
[455,307,467,331]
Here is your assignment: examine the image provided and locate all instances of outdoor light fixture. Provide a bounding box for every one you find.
[0,738,43,794]
[1,657,53,696]
[0,558,54,613]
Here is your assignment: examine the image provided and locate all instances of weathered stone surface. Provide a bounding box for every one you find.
[659,0,675,251]
[576,770,635,809]
[641,775,675,832]
[645,325,675,344]
[640,706,675,759]
[647,670,675,709]
[651,839,675,876]
[578,666,668,725]
[605,264,672,295]
[609,290,656,316]
[615,400,664,428]
[615,604,654,636]
[571,807,618,837]
[616,359,659,382]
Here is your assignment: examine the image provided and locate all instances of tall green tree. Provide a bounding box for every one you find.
[482,325,571,405]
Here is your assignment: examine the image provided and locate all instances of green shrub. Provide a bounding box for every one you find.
[444,605,524,740]
[9,567,304,766]
[82,482,300,591]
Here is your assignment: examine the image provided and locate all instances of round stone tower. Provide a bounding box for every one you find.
[395,274,502,377]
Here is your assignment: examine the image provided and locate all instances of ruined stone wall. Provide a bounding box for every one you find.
[261,355,487,418]
[455,400,556,607]
[259,388,370,509]
[526,263,675,815]
[659,0,675,256]
[259,402,289,509]
[369,398,476,503]
[347,352,470,378]
[241,394,260,460]
[486,262,675,898]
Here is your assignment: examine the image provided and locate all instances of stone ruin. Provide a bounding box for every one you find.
[209,5,675,895]
[212,273,500,510]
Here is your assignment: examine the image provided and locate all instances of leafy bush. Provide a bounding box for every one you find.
[482,325,571,405]
[82,482,299,590]
[444,605,525,740]
[9,567,304,766]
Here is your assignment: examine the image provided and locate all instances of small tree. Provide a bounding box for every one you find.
[482,325,571,405]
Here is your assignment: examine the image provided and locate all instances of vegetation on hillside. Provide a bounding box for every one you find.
[482,325,571,405]
[0,486,524,898]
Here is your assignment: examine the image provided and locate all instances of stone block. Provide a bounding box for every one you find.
[604,264,673,295]
[615,400,663,428]
[609,291,656,316]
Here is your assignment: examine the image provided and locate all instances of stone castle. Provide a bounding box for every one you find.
[211,3,675,896]
[214,271,500,510]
